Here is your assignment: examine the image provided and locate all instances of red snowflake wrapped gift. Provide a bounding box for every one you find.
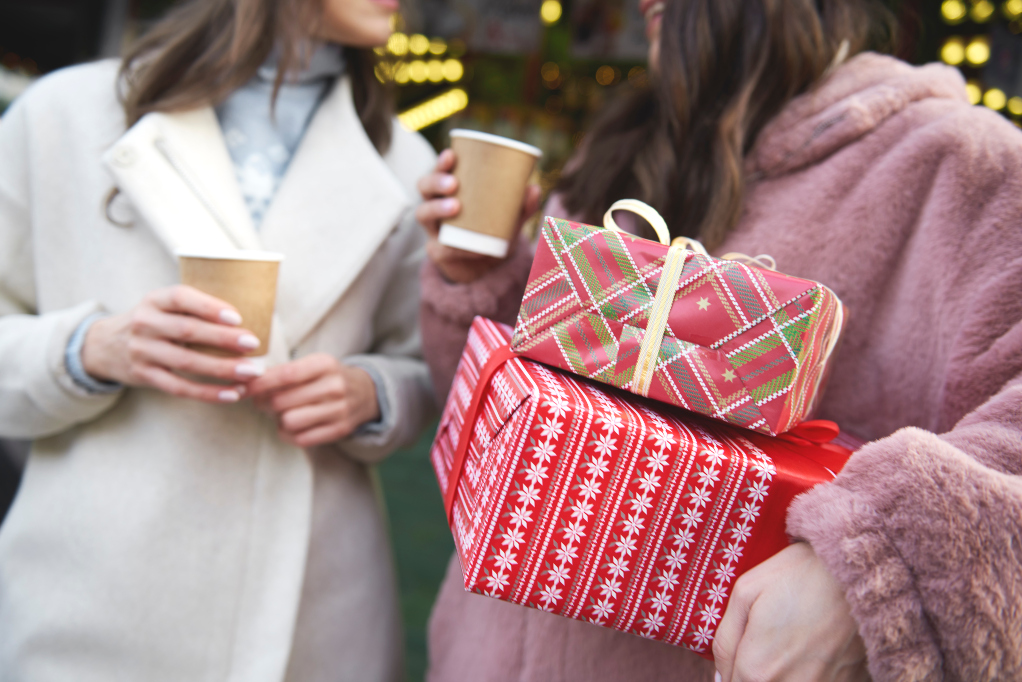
[431,317,856,657]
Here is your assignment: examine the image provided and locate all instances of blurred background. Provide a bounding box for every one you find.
[0,0,1019,679]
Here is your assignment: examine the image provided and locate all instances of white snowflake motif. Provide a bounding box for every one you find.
[597,577,623,599]
[665,547,688,571]
[649,589,673,613]
[501,527,525,549]
[649,428,676,452]
[553,543,579,564]
[597,411,624,435]
[737,501,761,523]
[746,479,770,503]
[671,527,696,549]
[698,603,723,626]
[593,432,618,458]
[590,598,615,622]
[509,505,534,527]
[678,506,704,529]
[653,570,680,591]
[605,555,631,579]
[691,624,715,648]
[583,454,611,479]
[701,444,728,466]
[626,493,654,515]
[492,548,518,572]
[577,477,602,500]
[513,485,541,508]
[538,583,563,608]
[543,395,570,419]
[484,571,510,593]
[729,521,753,543]
[561,520,586,544]
[621,513,645,536]
[687,485,713,509]
[569,499,595,522]
[645,447,670,473]
[546,562,572,586]
[695,465,721,487]
[538,419,565,441]
[530,440,557,464]
[640,611,666,634]
[712,562,737,583]
[613,535,638,557]
[523,461,549,485]
[637,470,662,494]
[751,458,776,479]
[706,581,729,604]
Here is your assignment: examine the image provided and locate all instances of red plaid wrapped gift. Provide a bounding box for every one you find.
[432,317,855,656]
[511,200,846,436]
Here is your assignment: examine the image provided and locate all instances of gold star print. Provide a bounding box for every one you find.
[697,297,710,311]
[723,369,737,382]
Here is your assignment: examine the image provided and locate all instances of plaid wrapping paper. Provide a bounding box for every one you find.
[511,216,846,436]
[432,317,853,656]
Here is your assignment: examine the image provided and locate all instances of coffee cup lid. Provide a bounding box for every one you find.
[449,129,542,158]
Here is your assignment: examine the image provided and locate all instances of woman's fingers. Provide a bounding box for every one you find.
[712,572,756,682]
[415,197,462,236]
[416,169,459,201]
[131,306,259,354]
[279,400,348,435]
[145,284,242,326]
[283,421,353,448]
[247,353,336,398]
[265,372,345,413]
[136,364,246,404]
[128,337,264,383]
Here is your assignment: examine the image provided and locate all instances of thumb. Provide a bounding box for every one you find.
[713,584,755,682]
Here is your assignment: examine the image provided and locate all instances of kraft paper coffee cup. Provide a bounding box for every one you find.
[439,129,542,258]
[177,250,283,357]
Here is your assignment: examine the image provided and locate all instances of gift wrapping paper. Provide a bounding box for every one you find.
[511,216,846,436]
[432,317,853,656]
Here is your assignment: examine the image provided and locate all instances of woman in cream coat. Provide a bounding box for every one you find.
[0,0,435,680]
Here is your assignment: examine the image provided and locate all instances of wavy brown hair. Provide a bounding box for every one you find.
[120,0,392,153]
[556,0,897,248]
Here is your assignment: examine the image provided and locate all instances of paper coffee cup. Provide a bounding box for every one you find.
[439,129,542,258]
[177,249,283,357]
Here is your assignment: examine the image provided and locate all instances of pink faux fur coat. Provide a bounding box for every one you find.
[419,53,1022,681]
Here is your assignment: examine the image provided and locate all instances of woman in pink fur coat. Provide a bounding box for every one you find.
[415,0,1022,680]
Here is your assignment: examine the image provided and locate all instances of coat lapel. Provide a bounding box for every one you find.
[258,76,410,349]
[103,108,261,254]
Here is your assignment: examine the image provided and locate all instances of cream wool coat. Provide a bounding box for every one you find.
[0,60,436,682]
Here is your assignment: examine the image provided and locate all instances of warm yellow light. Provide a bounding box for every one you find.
[442,59,464,82]
[966,37,991,65]
[966,81,983,104]
[595,65,617,86]
[427,59,444,82]
[540,0,562,25]
[941,38,966,65]
[409,60,428,83]
[972,0,995,21]
[373,46,387,56]
[941,0,968,23]
[1008,96,1022,115]
[398,88,469,131]
[409,34,429,56]
[1005,0,1022,19]
[541,62,560,82]
[388,32,408,56]
[374,63,393,83]
[429,38,447,55]
[983,87,1007,110]
[394,63,410,84]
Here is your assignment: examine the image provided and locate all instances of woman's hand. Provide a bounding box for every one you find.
[416,148,541,284]
[247,353,380,448]
[82,285,266,403]
[713,542,869,682]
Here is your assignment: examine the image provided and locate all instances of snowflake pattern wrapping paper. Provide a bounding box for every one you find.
[432,318,855,656]
[511,216,846,436]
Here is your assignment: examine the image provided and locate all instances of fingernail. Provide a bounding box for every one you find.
[233,384,247,397]
[238,334,260,350]
[220,309,243,326]
[235,360,265,377]
[440,175,457,192]
[441,198,459,214]
[218,389,240,403]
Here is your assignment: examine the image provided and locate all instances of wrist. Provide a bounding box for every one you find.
[67,313,124,393]
[81,316,120,384]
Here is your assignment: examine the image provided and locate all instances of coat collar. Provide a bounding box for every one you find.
[102,76,410,352]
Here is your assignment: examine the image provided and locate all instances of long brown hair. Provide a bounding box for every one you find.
[556,0,896,248]
[120,0,392,153]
